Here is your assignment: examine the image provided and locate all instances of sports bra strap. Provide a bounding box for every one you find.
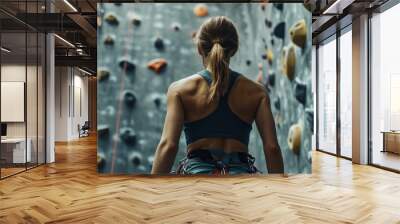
[198,70,212,84]
[198,69,239,98]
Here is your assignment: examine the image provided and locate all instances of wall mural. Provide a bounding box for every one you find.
[97,3,313,174]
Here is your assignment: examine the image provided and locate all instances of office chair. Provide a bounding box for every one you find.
[79,121,90,138]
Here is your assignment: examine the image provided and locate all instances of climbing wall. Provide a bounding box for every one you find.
[97,3,313,174]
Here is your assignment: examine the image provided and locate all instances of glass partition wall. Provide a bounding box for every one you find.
[316,26,353,159]
[0,1,46,179]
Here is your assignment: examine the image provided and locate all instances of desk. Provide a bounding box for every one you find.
[1,138,31,163]
[381,131,400,154]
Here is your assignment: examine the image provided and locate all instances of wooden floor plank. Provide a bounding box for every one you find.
[0,135,399,223]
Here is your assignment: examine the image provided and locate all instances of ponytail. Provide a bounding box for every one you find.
[207,42,230,103]
[196,16,239,102]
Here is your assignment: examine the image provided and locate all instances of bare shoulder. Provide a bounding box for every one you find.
[167,74,205,96]
[236,74,268,98]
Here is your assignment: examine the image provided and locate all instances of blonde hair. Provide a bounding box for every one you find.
[196,16,239,103]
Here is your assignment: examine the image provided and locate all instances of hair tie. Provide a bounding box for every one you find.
[212,39,221,45]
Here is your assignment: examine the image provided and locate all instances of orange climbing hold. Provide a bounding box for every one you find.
[147,58,168,74]
[193,4,208,17]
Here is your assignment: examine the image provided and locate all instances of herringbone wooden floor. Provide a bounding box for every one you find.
[1,135,400,224]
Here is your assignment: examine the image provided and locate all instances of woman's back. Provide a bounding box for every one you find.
[172,69,266,153]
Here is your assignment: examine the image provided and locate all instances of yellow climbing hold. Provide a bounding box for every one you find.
[288,123,302,154]
[267,49,274,65]
[281,46,296,81]
[290,19,307,48]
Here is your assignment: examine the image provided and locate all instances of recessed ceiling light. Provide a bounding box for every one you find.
[323,0,342,14]
[78,67,93,76]
[1,47,11,53]
[54,34,75,48]
[63,0,78,12]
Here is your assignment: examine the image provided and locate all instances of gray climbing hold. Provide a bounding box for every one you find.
[274,3,284,11]
[120,127,137,146]
[305,108,314,133]
[261,54,267,60]
[153,97,161,107]
[132,17,141,26]
[303,0,316,12]
[129,152,142,167]
[172,23,180,31]
[154,37,165,51]
[104,35,114,45]
[274,98,280,111]
[98,124,109,138]
[273,22,285,39]
[98,69,110,81]
[265,19,272,28]
[246,60,251,66]
[105,13,119,25]
[267,73,275,87]
[123,90,137,107]
[119,59,135,72]
[294,81,307,106]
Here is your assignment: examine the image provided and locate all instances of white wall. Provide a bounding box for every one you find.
[72,73,89,138]
[54,66,89,141]
[54,66,69,141]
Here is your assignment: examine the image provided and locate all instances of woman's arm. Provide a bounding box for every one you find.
[151,83,184,174]
[254,92,284,174]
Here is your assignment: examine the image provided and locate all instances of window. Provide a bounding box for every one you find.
[339,28,352,158]
[318,36,337,154]
[370,3,400,171]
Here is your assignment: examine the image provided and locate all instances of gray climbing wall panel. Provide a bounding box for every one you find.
[97,3,312,174]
